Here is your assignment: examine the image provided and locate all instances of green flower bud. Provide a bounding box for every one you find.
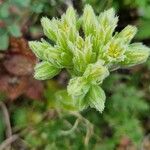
[41,17,58,41]
[116,25,137,43]
[34,61,60,80]
[29,41,50,60]
[67,77,90,100]
[86,85,106,112]
[72,48,86,75]
[29,41,62,68]
[120,43,150,67]
[71,36,95,75]
[82,4,98,36]
[99,8,118,42]
[65,6,77,25]
[84,61,109,84]
[101,39,126,63]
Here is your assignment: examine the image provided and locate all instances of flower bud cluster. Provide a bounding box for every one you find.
[29,5,150,112]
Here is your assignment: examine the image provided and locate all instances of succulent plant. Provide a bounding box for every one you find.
[29,5,150,112]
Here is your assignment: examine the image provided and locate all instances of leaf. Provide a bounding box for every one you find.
[0,75,28,100]
[0,3,9,18]
[65,5,77,25]
[55,90,77,111]
[98,8,118,42]
[136,19,150,40]
[8,24,22,37]
[12,0,31,7]
[86,85,106,112]
[9,37,36,59]
[120,43,150,67]
[3,54,35,76]
[67,77,90,100]
[29,41,50,60]
[116,25,137,43]
[83,61,109,84]
[82,4,98,36]
[31,1,44,13]
[34,61,60,80]
[29,41,62,68]
[0,33,9,51]
[101,38,126,63]
[41,17,58,41]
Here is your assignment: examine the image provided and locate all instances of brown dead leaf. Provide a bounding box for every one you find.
[9,37,36,60]
[25,77,44,100]
[0,74,28,100]
[0,37,44,101]
[3,54,35,76]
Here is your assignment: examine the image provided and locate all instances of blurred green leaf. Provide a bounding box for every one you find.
[140,6,150,19]
[136,19,150,39]
[12,108,28,129]
[0,33,9,50]
[31,2,44,13]
[12,0,31,7]
[8,24,22,37]
[0,3,10,18]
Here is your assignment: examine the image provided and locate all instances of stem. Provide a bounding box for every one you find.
[0,135,18,150]
[60,118,80,136]
[0,102,12,150]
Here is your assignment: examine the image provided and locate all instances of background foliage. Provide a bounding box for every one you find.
[0,0,150,150]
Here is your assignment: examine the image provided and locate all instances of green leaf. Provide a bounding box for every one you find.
[82,4,98,36]
[120,43,150,67]
[8,24,22,37]
[116,25,137,43]
[29,40,51,60]
[136,19,150,40]
[0,33,9,51]
[67,77,90,100]
[86,85,106,112]
[12,0,31,7]
[29,41,62,68]
[83,61,109,84]
[56,90,77,111]
[0,3,9,18]
[34,61,60,80]
[98,8,118,42]
[65,6,77,25]
[31,1,44,13]
[41,17,58,41]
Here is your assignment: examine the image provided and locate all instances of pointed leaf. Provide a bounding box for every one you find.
[86,85,106,112]
[41,17,58,41]
[116,25,137,43]
[120,43,150,67]
[84,61,109,84]
[67,77,90,99]
[34,61,60,80]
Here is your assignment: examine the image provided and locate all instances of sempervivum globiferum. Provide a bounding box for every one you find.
[29,5,150,112]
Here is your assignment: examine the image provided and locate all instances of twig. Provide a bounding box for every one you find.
[84,120,93,146]
[69,111,94,146]
[60,118,80,136]
[65,0,73,6]
[0,135,18,150]
[0,102,12,150]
